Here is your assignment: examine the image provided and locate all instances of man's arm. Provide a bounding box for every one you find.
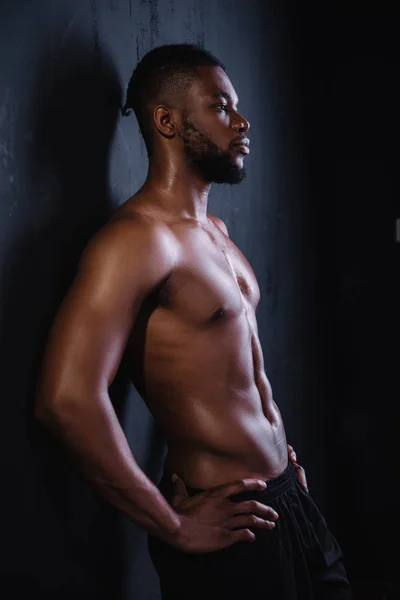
[34,215,182,543]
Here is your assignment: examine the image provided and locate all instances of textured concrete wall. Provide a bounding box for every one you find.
[1,1,378,598]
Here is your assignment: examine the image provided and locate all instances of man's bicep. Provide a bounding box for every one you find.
[37,219,175,408]
[43,278,135,401]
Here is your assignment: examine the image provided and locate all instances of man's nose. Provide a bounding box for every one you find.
[232,112,250,133]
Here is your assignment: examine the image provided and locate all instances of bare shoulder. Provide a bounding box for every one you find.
[91,210,174,254]
[77,210,178,286]
[207,213,229,237]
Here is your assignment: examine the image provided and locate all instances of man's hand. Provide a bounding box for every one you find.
[169,475,279,554]
[287,444,308,492]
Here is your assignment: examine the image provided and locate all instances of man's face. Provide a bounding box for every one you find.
[177,66,250,185]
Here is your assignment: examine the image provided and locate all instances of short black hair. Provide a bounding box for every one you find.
[122,43,225,156]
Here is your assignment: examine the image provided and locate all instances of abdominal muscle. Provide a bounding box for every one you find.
[128,282,289,489]
[146,379,289,490]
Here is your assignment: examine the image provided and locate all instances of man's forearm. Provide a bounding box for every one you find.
[36,394,181,543]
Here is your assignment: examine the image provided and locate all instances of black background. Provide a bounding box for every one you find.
[0,1,398,598]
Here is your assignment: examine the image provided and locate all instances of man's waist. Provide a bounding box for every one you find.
[163,434,288,492]
[159,454,293,503]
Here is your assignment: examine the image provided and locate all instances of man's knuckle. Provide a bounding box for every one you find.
[249,515,258,525]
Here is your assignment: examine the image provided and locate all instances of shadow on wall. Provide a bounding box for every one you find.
[1,34,158,599]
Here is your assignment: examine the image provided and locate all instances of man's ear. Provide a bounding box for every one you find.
[153,105,176,139]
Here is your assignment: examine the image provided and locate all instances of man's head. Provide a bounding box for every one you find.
[123,43,250,185]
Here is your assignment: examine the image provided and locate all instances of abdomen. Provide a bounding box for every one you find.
[128,309,287,486]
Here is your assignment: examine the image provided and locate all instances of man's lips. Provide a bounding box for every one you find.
[232,143,250,155]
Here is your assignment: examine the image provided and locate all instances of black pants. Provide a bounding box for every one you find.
[148,461,352,599]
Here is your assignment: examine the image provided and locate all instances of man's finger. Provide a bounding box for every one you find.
[287,444,297,462]
[171,474,189,504]
[292,462,308,491]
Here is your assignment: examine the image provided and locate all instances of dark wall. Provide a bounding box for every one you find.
[286,5,399,597]
[0,1,397,599]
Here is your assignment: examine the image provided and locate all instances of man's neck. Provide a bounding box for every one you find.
[142,157,212,222]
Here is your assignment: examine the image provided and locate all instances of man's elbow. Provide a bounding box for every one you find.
[34,387,75,427]
[34,393,61,428]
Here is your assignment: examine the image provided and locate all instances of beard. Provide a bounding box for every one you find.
[178,113,247,185]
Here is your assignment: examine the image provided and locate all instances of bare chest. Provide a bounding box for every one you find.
[157,223,260,324]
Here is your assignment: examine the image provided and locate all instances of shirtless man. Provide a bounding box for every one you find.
[35,44,352,599]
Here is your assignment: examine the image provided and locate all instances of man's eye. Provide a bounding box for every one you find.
[216,105,228,112]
